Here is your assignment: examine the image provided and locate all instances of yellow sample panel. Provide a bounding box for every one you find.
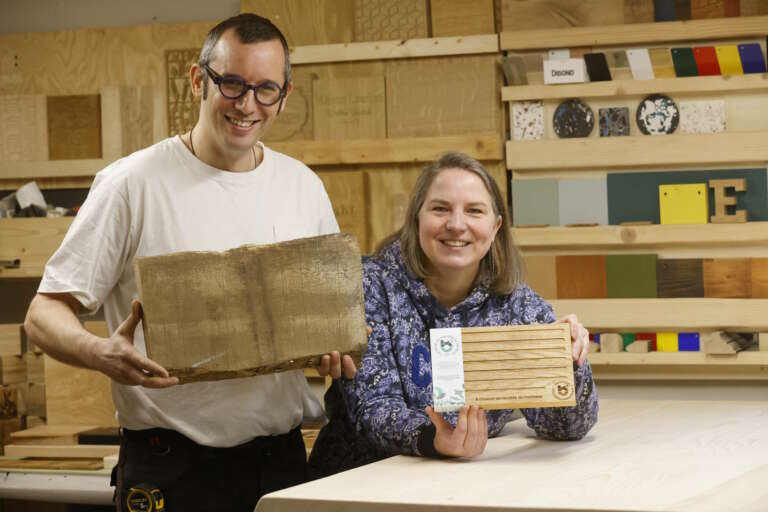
[715,45,744,75]
[659,183,709,225]
[657,332,679,352]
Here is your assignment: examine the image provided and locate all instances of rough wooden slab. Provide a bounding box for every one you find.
[0,457,104,470]
[10,425,98,446]
[135,233,367,383]
[4,444,118,459]
[461,324,575,410]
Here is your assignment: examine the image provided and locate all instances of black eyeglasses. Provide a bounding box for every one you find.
[203,63,286,106]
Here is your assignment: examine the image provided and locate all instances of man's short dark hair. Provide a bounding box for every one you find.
[198,13,291,99]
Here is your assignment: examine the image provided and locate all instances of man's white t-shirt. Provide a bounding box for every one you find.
[39,136,340,447]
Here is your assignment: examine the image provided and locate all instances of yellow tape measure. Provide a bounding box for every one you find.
[125,482,165,512]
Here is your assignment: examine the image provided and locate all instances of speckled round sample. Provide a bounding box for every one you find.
[553,99,594,138]
[636,94,679,135]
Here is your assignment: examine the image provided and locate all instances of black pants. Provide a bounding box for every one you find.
[112,426,308,512]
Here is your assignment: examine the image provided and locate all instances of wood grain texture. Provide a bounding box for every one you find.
[0,94,48,162]
[522,255,557,299]
[118,85,157,156]
[364,164,422,250]
[0,458,103,470]
[313,76,386,140]
[461,324,575,409]
[0,386,17,419]
[499,0,624,31]
[430,0,495,37]
[135,234,367,383]
[4,444,118,459]
[316,169,369,253]
[657,259,704,298]
[240,0,355,46]
[47,95,102,160]
[166,48,199,138]
[740,0,768,14]
[0,324,22,356]
[624,0,656,22]
[353,0,428,41]
[23,352,44,384]
[44,355,117,426]
[751,258,768,298]
[0,356,24,385]
[386,55,501,138]
[0,218,71,278]
[555,255,607,298]
[17,382,45,418]
[691,0,728,18]
[702,258,751,298]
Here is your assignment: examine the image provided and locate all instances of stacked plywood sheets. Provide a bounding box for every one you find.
[462,323,576,410]
[135,233,367,383]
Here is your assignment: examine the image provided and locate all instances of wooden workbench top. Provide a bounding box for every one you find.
[257,398,768,512]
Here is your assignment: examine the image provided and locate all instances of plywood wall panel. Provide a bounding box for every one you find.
[120,86,157,157]
[386,55,501,138]
[430,0,495,37]
[0,95,47,162]
[313,76,386,140]
[241,0,355,46]
[354,0,428,42]
[44,355,117,427]
[316,168,369,253]
[365,164,423,250]
[500,0,625,31]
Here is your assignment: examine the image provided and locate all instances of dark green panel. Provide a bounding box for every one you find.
[607,168,768,225]
[606,254,658,298]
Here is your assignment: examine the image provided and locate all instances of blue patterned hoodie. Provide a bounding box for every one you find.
[308,241,598,476]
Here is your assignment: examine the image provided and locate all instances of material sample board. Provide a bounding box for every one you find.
[607,169,768,225]
[558,178,609,226]
[47,95,102,160]
[657,259,704,298]
[556,255,607,299]
[522,255,557,300]
[512,179,559,226]
[462,324,576,410]
[0,94,48,162]
[702,258,751,298]
[135,234,367,383]
[606,254,658,298]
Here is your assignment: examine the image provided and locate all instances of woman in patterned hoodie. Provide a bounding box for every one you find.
[309,152,598,477]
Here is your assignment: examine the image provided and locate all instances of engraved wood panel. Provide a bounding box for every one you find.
[0,95,47,162]
[386,55,501,138]
[624,0,656,23]
[364,164,423,250]
[499,0,625,31]
[240,0,355,46]
[47,95,102,160]
[316,168,369,253]
[44,355,117,426]
[353,0,429,42]
[313,76,386,140]
[430,0,495,37]
[462,324,576,409]
[702,258,751,298]
[263,69,313,142]
[556,255,607,298]
[166,48,198,137]
[135,234,367,383]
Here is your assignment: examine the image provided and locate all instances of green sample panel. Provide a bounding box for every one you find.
[606,254,658,298]
[607,168,768,225]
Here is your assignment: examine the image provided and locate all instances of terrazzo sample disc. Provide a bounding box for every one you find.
[553,99,594,138]
[636,94,679,135]
[512,101,544,140]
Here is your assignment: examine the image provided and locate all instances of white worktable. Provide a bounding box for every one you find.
[256,398,768,512]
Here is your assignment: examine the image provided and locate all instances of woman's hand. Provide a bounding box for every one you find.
[426,405,488,458]
[559,313,589,367]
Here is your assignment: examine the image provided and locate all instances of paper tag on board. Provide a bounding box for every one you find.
[543,58,587,84]
[430,328,466,413]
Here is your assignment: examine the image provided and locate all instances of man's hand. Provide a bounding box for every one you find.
[559,313,589,367]
[89,300,179,388]
[317,351,357,379]
[426,405,488,458]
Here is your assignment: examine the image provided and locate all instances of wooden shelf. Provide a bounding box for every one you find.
[589,351,768,381]
[550,299,768,331]
[506,131,768,170]
[513,222,768,250]
[502,74,768,102]
[273,134,503,165]
[291,34,498,65]
[500,16,768,51]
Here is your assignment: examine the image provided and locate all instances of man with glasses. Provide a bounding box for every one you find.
[24,13,354,512]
